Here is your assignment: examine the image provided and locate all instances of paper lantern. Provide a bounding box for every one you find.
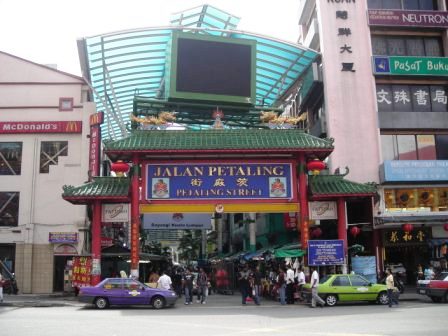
[350,226,361,238]
[111,160,130,177]
[306,159,326,175]
[443,223,448,232]
[311,227,322,238]
[402,223,413,233]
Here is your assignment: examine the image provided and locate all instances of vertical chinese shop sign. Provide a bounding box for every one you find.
[72,256,92,287]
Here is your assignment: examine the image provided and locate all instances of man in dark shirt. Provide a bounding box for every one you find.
[182,268,195,305]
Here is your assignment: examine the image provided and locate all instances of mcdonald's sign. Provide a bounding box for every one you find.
[90,112,104,126]
[0,121,82,134]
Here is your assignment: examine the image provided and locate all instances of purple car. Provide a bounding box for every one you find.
[78,278,178,309]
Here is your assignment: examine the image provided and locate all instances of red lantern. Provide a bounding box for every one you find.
[311,227,322,238]
[402,223,413,233]
[111,160,130,177]
[443,223,448,232]
[306,159,326,175]
[350,226,361,238]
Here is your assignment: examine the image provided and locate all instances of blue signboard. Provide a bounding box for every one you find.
[145,162,294,201]
[308,240,344,266]
[373,56,390,74]
[383,160,448,182]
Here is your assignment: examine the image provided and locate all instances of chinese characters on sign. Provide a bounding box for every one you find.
[334,2,356,72]
[376,85,447,112]
[145,163,295,201]
[383,227,431,246]
[72,257,92,287]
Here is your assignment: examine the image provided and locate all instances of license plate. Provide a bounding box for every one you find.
[419,289,426,294]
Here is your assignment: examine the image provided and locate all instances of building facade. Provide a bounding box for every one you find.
[0,51,94,293]
[297,0,448,280]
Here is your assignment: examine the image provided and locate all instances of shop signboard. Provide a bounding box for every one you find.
[309,201,337,220]
[308,240,344,266]
[102,203,130,223]
[49,232,78,243]
[368,10,448,28]
[383,227,431,247]
[373,56,448,76]
[144,162,295,201]
[72,256,92,287]
[0,121,82,134]
[383,160,448,182]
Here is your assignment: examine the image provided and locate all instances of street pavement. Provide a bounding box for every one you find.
[0,286,426,308]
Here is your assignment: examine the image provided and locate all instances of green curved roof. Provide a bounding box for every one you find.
[62,177,130,204]
[78,4,319,140]
[104,129,334,161]
[308,175,377,199]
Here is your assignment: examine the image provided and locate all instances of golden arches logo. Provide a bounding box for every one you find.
[90,112,104,126]
[65,121,80,132]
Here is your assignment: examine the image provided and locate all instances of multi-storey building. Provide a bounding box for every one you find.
[297,0,448,280]
[0,51,94,293]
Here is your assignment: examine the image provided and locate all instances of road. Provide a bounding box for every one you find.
[0,296,445,336]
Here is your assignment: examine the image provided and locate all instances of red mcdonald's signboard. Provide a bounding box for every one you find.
[0,121,82,134]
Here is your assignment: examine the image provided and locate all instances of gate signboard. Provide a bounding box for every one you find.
[144,161,296,202]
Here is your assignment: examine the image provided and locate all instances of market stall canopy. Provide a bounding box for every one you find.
[274,243,305,258]
[77,4,319,140]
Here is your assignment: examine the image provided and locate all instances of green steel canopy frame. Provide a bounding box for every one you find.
[77,4,319,140]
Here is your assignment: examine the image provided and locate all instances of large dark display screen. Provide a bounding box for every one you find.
[176,37,252,98]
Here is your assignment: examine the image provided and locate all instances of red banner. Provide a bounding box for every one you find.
[0,121,82,134]
[72,256,92,287]
[284,213,297,230]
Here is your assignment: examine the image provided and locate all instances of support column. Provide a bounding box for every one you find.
[249,213,256,252]
[298,154,310,251]
[337,198,348,274]
[217,216,223,256]
[130,156,140,279]
[91,200,102,285]
[373,227,383,275]
[229,214,234,253]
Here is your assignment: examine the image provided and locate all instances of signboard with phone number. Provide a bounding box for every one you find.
[308,240,344,266]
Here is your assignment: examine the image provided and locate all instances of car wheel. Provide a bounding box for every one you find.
[325,294,337,306]
[430,296,442,303]
[151,296,165,309]
[377,291,389,305]
[94,297,109,309]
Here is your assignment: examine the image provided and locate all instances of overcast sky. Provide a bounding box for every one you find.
[0,0,301,76]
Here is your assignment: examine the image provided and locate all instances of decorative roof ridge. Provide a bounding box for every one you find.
[62,176,130,194]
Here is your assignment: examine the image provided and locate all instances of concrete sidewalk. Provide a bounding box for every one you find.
[0,288,423,308]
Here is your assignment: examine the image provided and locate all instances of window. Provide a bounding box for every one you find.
[59,97,74,111]
[372,36,442,57]
[376,84,448,112]
[385,187,448,211]
[350,276,370,286]
[0,142,22,175]
[123,279,142,290]
[368,0,437,9]
[381,134,448,160]
[0,192,19,227]
[103,279,123,290]
[40,141,68,173]
[331,276,351,286]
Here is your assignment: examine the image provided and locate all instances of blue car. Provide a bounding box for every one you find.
[79,278,178,309]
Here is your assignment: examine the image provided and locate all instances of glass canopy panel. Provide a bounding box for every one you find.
[81,5,318,140]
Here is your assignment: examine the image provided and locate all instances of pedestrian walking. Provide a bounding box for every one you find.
[310,268,325,308]
[197,268,208,304]
[182,268,194,304]
[386,268,399,307]
[248,268,260,305]
[0,274,4,303]
[277,267,286,305]
[286,265,295,304]
[296,267,306,301]
[172,268,183,297]
[238,265,250,305]
[157,270,172,290]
